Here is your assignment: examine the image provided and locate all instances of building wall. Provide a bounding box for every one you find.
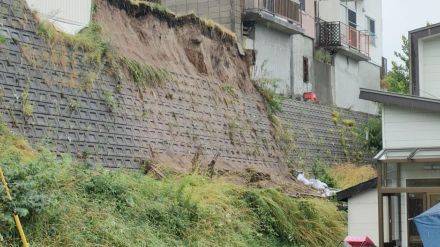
[253,23,292,95]
[333,54,380,115]
[419,34,440,98]
[382,105,440,149]
[356,0,383,66]
[347,190,380,245]
[292,34,314,97]
[25,0,92,34]
[161,0,241,36]
[301,0,316,39]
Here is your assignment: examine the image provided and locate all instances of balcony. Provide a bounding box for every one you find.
[318,20,370,61]
[242,0,303,34]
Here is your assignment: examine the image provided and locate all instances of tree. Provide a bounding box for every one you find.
[383,36,410,94]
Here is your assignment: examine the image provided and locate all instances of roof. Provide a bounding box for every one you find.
[409,23,440,96]
[336,178,377,202]
[374,148,440,163]
[409,22,440,35]
[359,88,440,113]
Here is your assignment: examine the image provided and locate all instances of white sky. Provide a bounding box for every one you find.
[383,0,440,64]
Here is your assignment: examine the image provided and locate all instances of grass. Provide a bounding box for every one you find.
[0,122,346,247]
[124,58,171,91]
[328,164,376,189]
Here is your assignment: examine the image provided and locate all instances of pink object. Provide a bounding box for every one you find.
[344,236,376,247]
[303,92,318,102]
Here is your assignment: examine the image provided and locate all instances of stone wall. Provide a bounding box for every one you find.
[0,0,375,175]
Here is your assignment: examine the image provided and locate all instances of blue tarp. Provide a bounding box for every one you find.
[414,202,440,247]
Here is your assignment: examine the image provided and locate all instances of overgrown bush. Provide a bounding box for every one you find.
[364,118,382,152]
[311,161,336,188]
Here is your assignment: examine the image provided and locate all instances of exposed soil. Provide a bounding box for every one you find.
[95,0,254,93]
[93,0,318,196]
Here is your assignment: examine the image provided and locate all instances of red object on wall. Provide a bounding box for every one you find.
[303,92,317,103]
[344,236,376,247]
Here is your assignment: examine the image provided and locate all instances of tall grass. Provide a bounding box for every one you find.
[0,122,346,246]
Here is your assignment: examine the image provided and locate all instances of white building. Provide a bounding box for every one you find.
[25,0,92,34]
[316,0,384,115]
[339,23,440,247]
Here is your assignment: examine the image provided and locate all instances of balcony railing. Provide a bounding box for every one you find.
[318,20,370,56]
[243,0,302,25]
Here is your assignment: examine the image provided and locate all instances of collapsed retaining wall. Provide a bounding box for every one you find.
[0,0,374,178]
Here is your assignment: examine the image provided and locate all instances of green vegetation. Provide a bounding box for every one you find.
[21,86,33,119]
[0,34,7,44]
[0,123,346,247]
[68,98,81,112]
[252,62,284,115]
[37,21,109,65]
[312,161,337,188]
[314,48,332,64]
[124,58,171,92]
[328,164,376,189]
[102,90,119,113]
[382,36,410,94]
[362,118,382,152]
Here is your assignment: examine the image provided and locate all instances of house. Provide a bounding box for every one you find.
[161,0,316,98]
[339,23,440,247]
[337,178,381,245]
[315,0,384,115]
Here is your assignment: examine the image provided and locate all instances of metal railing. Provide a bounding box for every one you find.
[318,20,370,56]
[243,0,302,24]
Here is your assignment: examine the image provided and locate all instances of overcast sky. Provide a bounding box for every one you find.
[383,0,440,64]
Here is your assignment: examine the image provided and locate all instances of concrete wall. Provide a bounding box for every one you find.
[334,54,380,115]
[347,189,380,245]
[383,105,440,149]
[252,25,315,97]
[314,60,334,105]
[280,100,375,166]
[161,0,241,36]
[253,23,292,95]
[419,34,440,98]
[356,0,383,66]
[292,34,314,97]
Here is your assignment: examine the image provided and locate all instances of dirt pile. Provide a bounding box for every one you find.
[95,0,253,92]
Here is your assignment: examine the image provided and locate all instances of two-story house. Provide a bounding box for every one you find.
[338,23,440,247]
[316,0,383,115]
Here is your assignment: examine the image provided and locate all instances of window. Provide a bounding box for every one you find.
[367,16,376,46]
[303,57,309,83]
[348,9,356,27]
[299,0,305,11]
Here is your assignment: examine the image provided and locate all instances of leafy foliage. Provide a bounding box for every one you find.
[364,117,382,152]
[252,61,284,115]
[311,161,336,188]
[382,36,410,94]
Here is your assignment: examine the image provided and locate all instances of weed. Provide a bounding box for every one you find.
[21,87,33,119]
[0,34,7,44]
[81,72,97,93]
[102,90,118,113]
[252,61,284,115]
[0,121,346,247]
[311,160,336,188]
[314,48,332,64]
[124,58,170,91]
[329,163,377,189]
[68,98,80,112]
[222,84,238,98]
